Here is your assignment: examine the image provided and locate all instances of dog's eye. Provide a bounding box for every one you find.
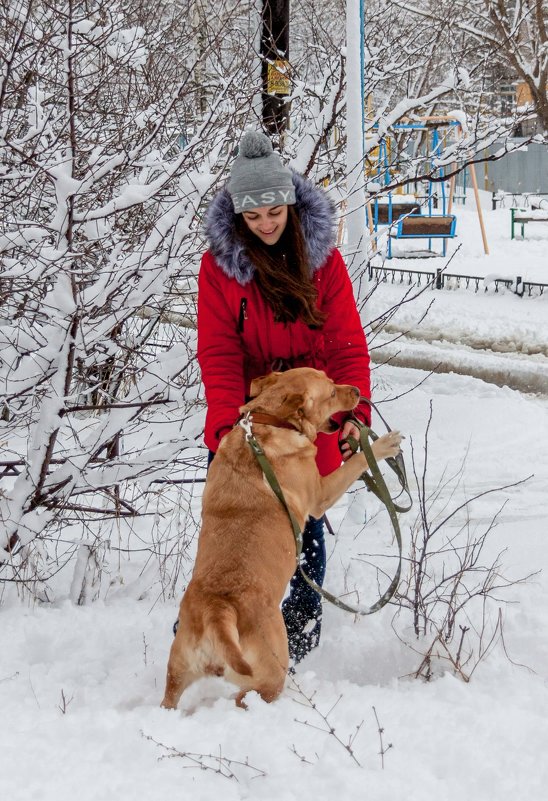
[331,389,336,398]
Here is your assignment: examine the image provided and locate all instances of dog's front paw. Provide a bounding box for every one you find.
[371,430,403,461]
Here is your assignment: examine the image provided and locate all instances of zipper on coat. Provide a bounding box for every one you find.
[238,297,248,333]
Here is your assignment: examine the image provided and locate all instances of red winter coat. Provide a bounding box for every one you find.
[197,175,371,476]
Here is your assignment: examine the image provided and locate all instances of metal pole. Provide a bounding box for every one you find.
[261,0,290,146]
[345,0,368,290]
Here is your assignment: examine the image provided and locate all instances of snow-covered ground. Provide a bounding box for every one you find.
[1,197,547,801]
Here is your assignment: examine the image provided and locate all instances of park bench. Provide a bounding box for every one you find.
[511,203,548,239]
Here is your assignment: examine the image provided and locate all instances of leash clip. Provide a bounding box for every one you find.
[239,411,253,441]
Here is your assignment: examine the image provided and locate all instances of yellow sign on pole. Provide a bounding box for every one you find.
[267,59,291,95]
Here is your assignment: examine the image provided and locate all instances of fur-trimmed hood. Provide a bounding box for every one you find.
[203,172,337,286]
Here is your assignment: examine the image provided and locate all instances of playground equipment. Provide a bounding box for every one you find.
[367,117,489,258]
[453,166,468,205]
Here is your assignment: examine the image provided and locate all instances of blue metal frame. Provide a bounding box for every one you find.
[395,214,457,241]
[455,167,468,205]
[369,122,459,258]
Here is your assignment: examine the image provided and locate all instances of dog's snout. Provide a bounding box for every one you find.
[334,383,361,413]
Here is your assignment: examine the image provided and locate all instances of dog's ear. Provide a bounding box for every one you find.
[279,391,315,416]
[282,392,316,440]
[278,391,306,417]
[249,372,282,398]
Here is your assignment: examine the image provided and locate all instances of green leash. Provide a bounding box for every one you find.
[241,413,410,616]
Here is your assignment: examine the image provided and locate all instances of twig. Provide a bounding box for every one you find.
[372,706,393,769]
[58,688,74,714]
[289,680,362,767]
[455,625,470,669]
[0,671,19,683]
[60,399,175,415]
[141,732,266,782]
[289,744,316,765]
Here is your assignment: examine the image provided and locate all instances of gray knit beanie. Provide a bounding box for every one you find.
[227,131,296,213]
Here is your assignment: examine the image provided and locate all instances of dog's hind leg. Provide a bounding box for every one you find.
[234,677,285,708]
[161,661,198,709]
[232,621,288,707]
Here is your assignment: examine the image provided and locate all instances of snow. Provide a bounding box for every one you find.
[447,109,469,132]
[375,194,417,204]
[529,196,548,209]
[514,209,548,220]
[1,194,548,800]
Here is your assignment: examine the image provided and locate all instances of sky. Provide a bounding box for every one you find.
[1,191,547,801]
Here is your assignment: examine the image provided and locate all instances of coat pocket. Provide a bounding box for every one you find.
[237,297,248,333]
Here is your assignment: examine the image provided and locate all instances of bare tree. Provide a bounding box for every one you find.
[389,0,548,134]
[0,0,258,595]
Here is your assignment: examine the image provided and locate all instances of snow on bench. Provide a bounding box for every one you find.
[513,209,548,221]
[511,207,548,239]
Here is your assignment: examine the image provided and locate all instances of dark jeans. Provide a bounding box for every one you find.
[282,515,326,664]
[202,451,326,663]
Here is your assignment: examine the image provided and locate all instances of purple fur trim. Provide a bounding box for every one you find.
[203,172,337,286]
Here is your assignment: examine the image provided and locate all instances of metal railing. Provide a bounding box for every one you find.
[492,191,548,210]
[368,264,547,298]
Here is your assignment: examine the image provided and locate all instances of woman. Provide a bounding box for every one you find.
[197,131,371,664]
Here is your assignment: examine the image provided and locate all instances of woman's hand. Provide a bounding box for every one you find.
[339,419,362,462]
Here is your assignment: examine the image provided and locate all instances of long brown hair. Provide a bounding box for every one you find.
[234,206,327,328]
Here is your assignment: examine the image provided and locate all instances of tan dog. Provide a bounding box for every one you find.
[161,367,402,709]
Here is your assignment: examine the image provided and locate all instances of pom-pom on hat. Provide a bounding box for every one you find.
[227,131,296,214]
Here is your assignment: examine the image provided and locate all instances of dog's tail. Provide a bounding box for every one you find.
[204,602,253,678]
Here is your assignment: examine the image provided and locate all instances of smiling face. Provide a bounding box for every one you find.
[241,205,288,245]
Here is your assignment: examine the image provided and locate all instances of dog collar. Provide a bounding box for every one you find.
[237,411,300,436]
